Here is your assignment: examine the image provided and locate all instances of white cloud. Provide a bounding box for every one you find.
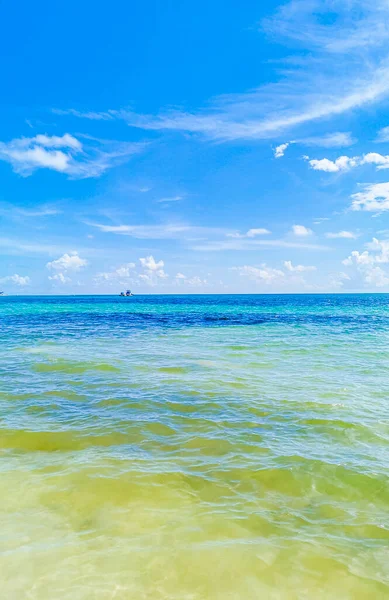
[95,257,169,288]
[343,238,389,266]
[49,272,71,284]
[247,228,271,237]
[350,182,389,212]
[328,271,351,289]
[47,252,88,272]
[139,256,164,272]
[227,228,271,238]
[138,274,151,283]
[364,266,389,287]
[186,276,207,286]
[342,252,368,267]
[0,134,78,175]
[95,263,136,284]
[233,259,320,290]
[306,152,389,173]
[342,237,389,287]
[3,145,70,172]
[0,133,145,179]
[115,264,136,277]
[139,255,167,281]
[0,273,30,286]
[291,225,312,236]
[33,134,82,150]
[325,231,357,239]
[305,155,358,172]
[305,166,389,212]
[274,143,290,158]
[376,126,389,142]
[175,273,186,279]
[284,260,316,272]
[366,237,389,255]
[233,265,285,283]
[361,152,389,169]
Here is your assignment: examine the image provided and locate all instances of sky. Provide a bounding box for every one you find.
[2,0,389,294]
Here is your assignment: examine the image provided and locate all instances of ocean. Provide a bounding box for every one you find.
[1,294,389,599]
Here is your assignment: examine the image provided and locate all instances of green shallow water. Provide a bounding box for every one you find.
[1,294,389,599]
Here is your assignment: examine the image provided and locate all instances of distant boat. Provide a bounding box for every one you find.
[120,290,133,297]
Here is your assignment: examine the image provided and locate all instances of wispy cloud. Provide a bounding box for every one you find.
[313,217,330,224]
[0,238,75,256]
[173,273,208,287]
[274,132,354,158]
[376,126,389,142]
[52,108,116,121]
[232,261,319,288]
[157,195,184,203]
[87,220,329,249]
[0,133,146,179]
[263,0,389,53]
[233,265,285,284]
[284,260,316,272]
[297,132,355,148]
[325,231,357,239]
[86,221,226,239]
[95,263,136,284]
[191,239,329,251]
[54,3,389,142]
[232,261,344,290]
[227,228,271,238]
[15,206,61,217]
[0,202,61,219]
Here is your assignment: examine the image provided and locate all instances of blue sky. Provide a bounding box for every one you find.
[2,0,389,293]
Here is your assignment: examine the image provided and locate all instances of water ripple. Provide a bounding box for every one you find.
[1,294,389,598]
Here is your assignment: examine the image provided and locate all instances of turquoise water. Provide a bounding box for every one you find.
[1,294,389,599]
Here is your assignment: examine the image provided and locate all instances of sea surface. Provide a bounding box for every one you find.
[1,294,389,599]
